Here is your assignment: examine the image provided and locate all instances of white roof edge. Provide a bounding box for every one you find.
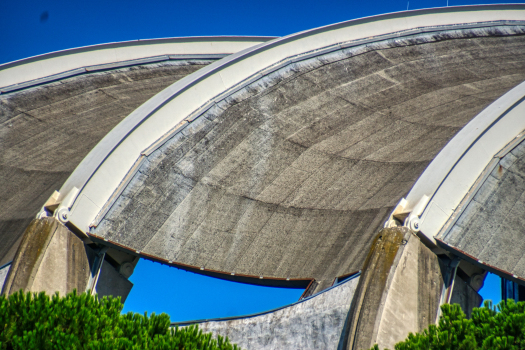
[61,4,525,232]
[0,36,278,69]
[0,36,277,90]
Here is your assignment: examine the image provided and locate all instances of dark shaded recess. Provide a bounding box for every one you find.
[95,30,525,293]
[0,61,215,266]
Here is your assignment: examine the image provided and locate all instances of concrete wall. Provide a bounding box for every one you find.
[186,275,359,350]
[1,216,134,302]
[373,231,444,349]
[94,27,525,292]
[450,275,482,319]
[96,260,133,303]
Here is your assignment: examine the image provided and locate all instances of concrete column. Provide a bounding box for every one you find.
[2,217,94,296]
[1,217,134,302]
[342,227,445,350]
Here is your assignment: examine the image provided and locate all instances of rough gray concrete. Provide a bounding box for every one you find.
[188,275,359,350]
[440,137,525,282]
[94,27,525,292]
[0,60,216,266]
[1,217,94,296]
[373,232,444,350]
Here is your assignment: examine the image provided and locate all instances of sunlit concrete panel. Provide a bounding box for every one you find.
[181,275,359,350]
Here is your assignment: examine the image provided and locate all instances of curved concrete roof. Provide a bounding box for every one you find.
[60,4,525,216]
[0,39,270,265]
[50,5,525,292]
[5,5,525,291]
[176,274,360,350]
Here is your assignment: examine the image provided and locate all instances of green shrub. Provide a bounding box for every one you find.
[0,290,241,350]
[370,300,525,350]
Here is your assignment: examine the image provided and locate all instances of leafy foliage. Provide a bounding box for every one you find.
[370,300,525,350]
[0,290,241,350]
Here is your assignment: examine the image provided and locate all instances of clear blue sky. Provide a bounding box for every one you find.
[2,0,511,320]
[1,0,523,64]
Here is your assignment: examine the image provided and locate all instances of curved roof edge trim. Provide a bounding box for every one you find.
[436,238,525,285]
[0,54,231,94]
[407,81,525,244]
[60,4,525,233]
[0,36,276,90]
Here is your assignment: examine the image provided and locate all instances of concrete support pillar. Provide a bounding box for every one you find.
[1,217,133,302]
[341,227,445,350]
[1,217,94,296]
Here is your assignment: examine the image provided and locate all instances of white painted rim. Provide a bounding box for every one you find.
[0,36,276,91]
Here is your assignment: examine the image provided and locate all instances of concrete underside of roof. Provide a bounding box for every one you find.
[0,60,216,266]
[92,27,525,293]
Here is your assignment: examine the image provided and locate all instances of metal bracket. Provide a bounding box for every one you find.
[384,195,429,232]
[404,195,430,233]
[36,187,80,223]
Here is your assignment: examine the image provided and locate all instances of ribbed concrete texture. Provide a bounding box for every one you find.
[94,27,525,292]
[1,217,94,296]
[189,275,359,350]
[342,227,444,350]
[0,60,217,266]
[439,137,525,282]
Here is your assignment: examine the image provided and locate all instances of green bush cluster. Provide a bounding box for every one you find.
[371,300,525,350]
[0,290,240,350]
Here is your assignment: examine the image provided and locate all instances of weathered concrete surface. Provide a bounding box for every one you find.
[373,231,444,349]
[0,60,216,266]
[190,275,359,350]
[439,137,525,282]
[341,227,444,350]
[94,27,525,292]
[1,217,93,296]
[343,227,408,350]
